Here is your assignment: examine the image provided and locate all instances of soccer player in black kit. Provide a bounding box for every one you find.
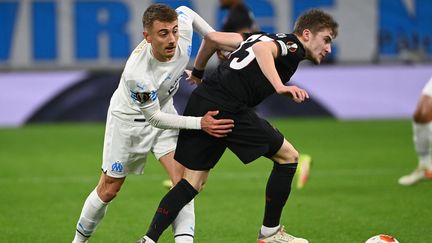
[137,9,338,243]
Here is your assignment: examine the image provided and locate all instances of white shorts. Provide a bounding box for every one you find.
[422,77,432,97]
[101,111,178,178]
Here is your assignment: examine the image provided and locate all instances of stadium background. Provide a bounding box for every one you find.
[1,0,432,126]
[1,0,432,242]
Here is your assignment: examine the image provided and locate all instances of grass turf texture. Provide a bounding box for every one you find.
[0,118,430,242]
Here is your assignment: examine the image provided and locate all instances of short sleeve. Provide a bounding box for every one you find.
[273,34,304,67]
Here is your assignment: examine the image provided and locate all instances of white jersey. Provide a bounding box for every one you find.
[108,6,213,128]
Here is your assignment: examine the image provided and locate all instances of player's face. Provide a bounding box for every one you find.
[144,20,179,62]
[304,28,333,64]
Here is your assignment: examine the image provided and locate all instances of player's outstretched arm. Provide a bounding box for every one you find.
[252,41,309,103]
[139,101,234,137]
[194,32,243,72]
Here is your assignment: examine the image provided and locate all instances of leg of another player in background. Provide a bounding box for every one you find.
[399,94,432,186]
[72,173,125,243]
[140,169,208,243]
[159,151,195,243]
[258,139,308,242]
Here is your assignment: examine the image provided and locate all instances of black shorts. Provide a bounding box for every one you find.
[174,93,284,171]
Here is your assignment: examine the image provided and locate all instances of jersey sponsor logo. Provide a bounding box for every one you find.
[130,90,157,104]
[286,41,298,52]
[111,161,124,173]
[276,33,287,38]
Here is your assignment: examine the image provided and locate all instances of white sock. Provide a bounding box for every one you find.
[72,189,108,243]
[143,236,155,243]
[172,199,195,243]
[260,225,280,237]
[413,122,432,170]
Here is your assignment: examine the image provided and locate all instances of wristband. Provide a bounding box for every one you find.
[192,68,204,79]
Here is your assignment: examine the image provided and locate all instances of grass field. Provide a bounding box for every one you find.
[1,118,431,243]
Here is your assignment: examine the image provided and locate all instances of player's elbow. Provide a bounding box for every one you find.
[176,5,191,12]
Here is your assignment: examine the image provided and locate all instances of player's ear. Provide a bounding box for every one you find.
[302,29,311,41]
[144,31,152,43]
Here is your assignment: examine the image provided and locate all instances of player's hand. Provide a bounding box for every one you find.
[201,110,234,138]
[276,85,309,103]
[185,69,203,85]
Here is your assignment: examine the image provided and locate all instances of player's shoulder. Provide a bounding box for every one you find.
[123,42,152,80]
[271,33,304,57]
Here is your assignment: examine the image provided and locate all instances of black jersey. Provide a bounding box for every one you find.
[194,33,305,112]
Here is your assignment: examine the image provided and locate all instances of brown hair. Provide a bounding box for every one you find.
[293,9,338,38]
[142,4,178,30]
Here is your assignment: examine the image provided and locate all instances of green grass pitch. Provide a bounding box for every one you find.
[1,118,431,242]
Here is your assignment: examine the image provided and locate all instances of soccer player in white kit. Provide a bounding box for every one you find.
[72,4,234,243]
[399,76,432,185]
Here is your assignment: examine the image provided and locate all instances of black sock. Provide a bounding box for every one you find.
[263,162,297,227]
[146,179,198,242]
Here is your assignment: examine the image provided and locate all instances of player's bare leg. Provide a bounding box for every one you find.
[72,173,125,243]
[399,95,432,186]
[159,152,196,243]
[257,139,308,243]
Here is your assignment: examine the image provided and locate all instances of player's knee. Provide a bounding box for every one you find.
[97,184,121,202]
[191,182,204,192]
[276,149,299,164]
[197,180,207,192]
[98,189,115,202]
[183,178,205,192]
[286,149,299,163]
[171,175,183,185]
[413,97,432,123]
[413,109,431,123]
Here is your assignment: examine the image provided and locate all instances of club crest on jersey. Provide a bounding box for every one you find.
[130,90,157,104]
[286,41,298,52]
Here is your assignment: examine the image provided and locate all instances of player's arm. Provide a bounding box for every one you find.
[189,32,243,83]
[196,32,243,70]
[141,102,233,138]
[126,80,233,137]
[252,41,309,103]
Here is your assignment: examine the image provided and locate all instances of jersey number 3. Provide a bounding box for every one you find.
[229,34,274,70]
